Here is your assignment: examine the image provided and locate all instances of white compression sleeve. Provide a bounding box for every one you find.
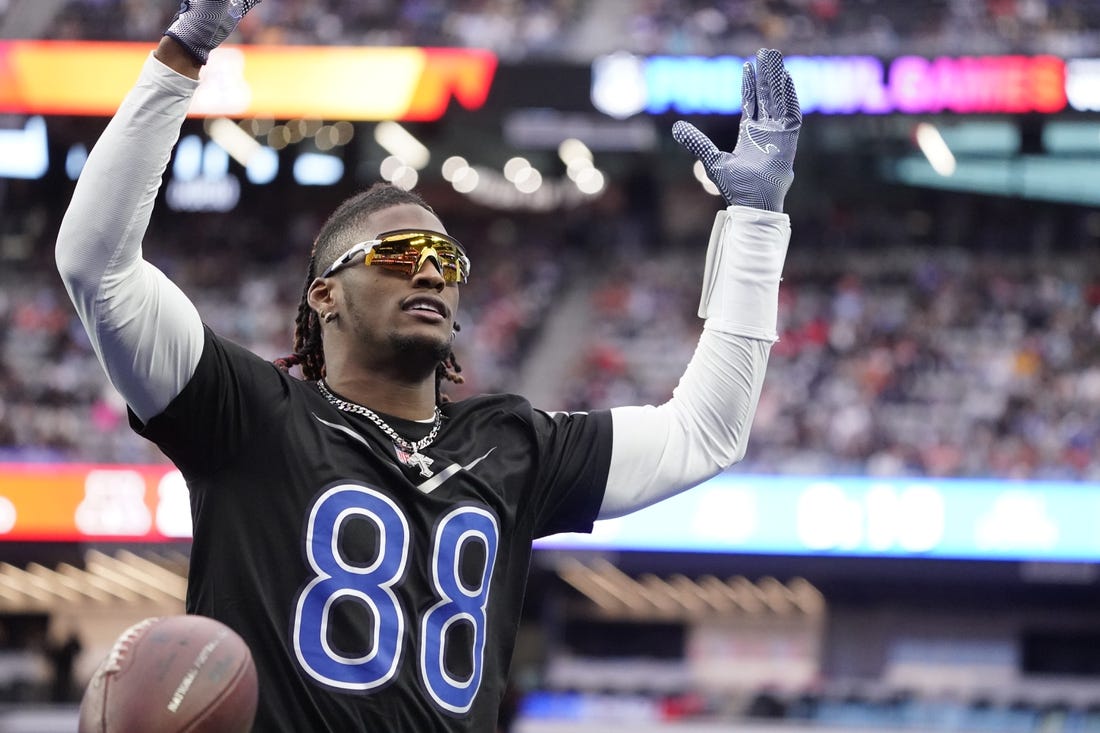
[600,206,789,519]
[55,53,204,424]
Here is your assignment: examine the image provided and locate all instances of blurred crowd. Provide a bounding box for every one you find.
[49,0,587,60]
[0,178,580,464]
[3,0,1100,479]
[3,173,1100,481]
[43,0,1100,59]
[613,0,1100,58]
[559,191,1100,481]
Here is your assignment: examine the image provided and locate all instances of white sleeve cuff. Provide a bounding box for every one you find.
[698,205,790,341]
[144,49,203,93]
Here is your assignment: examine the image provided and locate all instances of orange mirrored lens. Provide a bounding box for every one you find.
[365,231,469,283]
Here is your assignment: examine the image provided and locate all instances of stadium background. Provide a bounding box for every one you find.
[2,0,1100,730]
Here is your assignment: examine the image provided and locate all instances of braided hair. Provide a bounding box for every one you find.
[274,183,464,402]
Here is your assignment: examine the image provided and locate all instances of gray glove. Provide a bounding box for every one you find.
[673,48,801,213]
[164,0,262,65]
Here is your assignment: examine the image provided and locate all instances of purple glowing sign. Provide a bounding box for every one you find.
[592,53,1089,117]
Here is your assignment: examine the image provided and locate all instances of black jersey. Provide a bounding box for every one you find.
[132,328,612,731]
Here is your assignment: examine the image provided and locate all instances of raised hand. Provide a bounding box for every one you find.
[164,0,262,65]
[673,48,801,213]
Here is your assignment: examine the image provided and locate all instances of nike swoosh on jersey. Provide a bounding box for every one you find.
[416,448,496,494]
[312,413,378,453]
[313,413,493,494]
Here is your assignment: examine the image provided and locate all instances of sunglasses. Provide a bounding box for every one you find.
[320,229,471,284]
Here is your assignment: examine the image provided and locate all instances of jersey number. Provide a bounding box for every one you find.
[292,484,499,714]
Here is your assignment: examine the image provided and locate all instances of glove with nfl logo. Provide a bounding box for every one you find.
[673,48,801,213]
[164,0,262,65]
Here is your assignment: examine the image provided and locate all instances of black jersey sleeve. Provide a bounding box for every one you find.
[525,407,613,538]
[129,326,290,477]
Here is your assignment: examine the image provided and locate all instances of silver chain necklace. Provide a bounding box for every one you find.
[317,380,441,477]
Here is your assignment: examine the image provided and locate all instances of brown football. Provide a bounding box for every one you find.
[78,615,258,733]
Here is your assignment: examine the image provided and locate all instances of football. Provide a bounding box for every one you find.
[78,615,258,733]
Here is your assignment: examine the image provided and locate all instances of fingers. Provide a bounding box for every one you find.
[672,120,721,167]
[753,48,801,127]
[755,48,782,121]
[740,61,758,121]
[232,0,263,21]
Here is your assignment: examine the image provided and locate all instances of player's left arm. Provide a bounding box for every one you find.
[600,49,800,519]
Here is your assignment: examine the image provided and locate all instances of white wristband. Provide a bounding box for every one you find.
[697,205,790,341]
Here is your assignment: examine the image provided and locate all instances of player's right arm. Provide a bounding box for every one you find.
[55,3,259,424]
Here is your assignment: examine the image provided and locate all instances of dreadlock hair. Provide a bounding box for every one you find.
[274,182,465,402]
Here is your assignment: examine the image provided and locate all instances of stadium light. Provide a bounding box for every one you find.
[557,138,593,166]
[441,156,469,182]
[293,152,344,186]
[65,143,88,181]
[451,166,479,193]
[0,116,48,180]
[574,167,605,196]
[514,167,543,193]
[915,122,957,176]
[374,121,430,170]
[380,155,404,181]
[503,157,531,182]
[205,118,265,167]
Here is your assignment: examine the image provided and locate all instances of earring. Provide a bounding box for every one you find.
[322,312,338,323]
